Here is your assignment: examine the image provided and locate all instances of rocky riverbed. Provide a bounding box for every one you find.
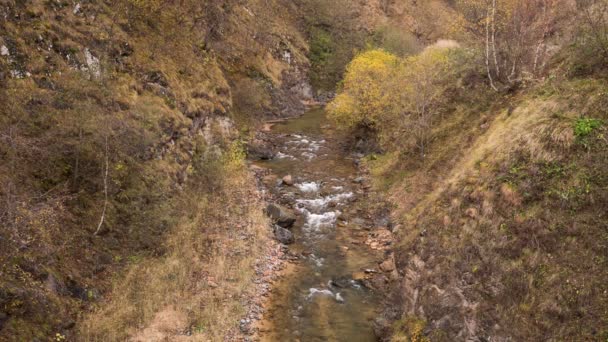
[234,108,397,341]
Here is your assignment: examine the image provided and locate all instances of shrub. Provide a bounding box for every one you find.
[392,316,431,342]
[370,24,420,57]
[328,45,468,157]
[574,117,602,137]
[327,49,398,129]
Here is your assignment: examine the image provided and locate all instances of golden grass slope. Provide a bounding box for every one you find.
[81,160,271,341]
[373,77,608,340]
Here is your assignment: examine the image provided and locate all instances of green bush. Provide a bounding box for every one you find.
[309,28,333,67]
[574,117,602,137]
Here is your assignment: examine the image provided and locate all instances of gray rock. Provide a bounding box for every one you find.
[280,192,297,204]
[248,141,275,160]
[267,203,296,228]
[83,48,101,78]
[274,226,294,245]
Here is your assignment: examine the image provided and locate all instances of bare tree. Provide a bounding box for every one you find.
[485,0,499,91]
[578,0,608,58]
[458,0,566,90]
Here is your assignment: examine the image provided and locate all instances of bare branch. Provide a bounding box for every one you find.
[491,0,501,77]
[486,3,499,91]
[94,135,109,236]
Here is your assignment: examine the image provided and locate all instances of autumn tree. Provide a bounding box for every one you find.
[576,0,608,60]
[328,44,464,158]
[455,0,570,90]
[327,50,398,130]
[384,43,459,157]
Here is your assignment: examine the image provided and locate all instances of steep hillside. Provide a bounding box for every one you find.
[3,0,605,341]
[0,0,313,340]
[325,1,608,340]
[338,6,608,341]
[374,77,608,341]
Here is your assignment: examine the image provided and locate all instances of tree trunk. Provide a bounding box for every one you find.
[491,0,501,77]
[94,136,109,236]
[485,4,499,91]
[72,127,82,190]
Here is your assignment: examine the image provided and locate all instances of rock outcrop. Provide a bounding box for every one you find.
[266,203,296,228]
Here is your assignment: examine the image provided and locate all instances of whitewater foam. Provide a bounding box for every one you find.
[296,192,354,212]
[307,288,334,299]
[303,211,339,231]
[296,182,320,193]
[307,288,344,303]
[276,151,296,160]
[302,152,316,160]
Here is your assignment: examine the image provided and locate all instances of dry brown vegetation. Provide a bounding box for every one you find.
[355,2,608,340]
[81,156,271,341]
[0,0,309,340]
[369,78,608,341]
[2,0,607,340]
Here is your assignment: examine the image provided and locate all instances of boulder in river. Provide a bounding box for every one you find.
[267,203,296,228]
[282,175,294,186]
[248,140,275,160]
[274,225,294,244]
[329,277,351,288]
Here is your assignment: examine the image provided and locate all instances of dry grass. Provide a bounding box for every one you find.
[0,0,309,339]
[80,165,270,341]
[395,94,581,224]
[375,78,608,340]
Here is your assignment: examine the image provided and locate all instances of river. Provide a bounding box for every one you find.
[254,108,385,341]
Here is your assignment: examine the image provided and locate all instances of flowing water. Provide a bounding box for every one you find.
[255,108,382,341]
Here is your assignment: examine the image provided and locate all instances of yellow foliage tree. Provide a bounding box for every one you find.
[384,45,456,157]
[327,50,398,129]
[329,45,462,158]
